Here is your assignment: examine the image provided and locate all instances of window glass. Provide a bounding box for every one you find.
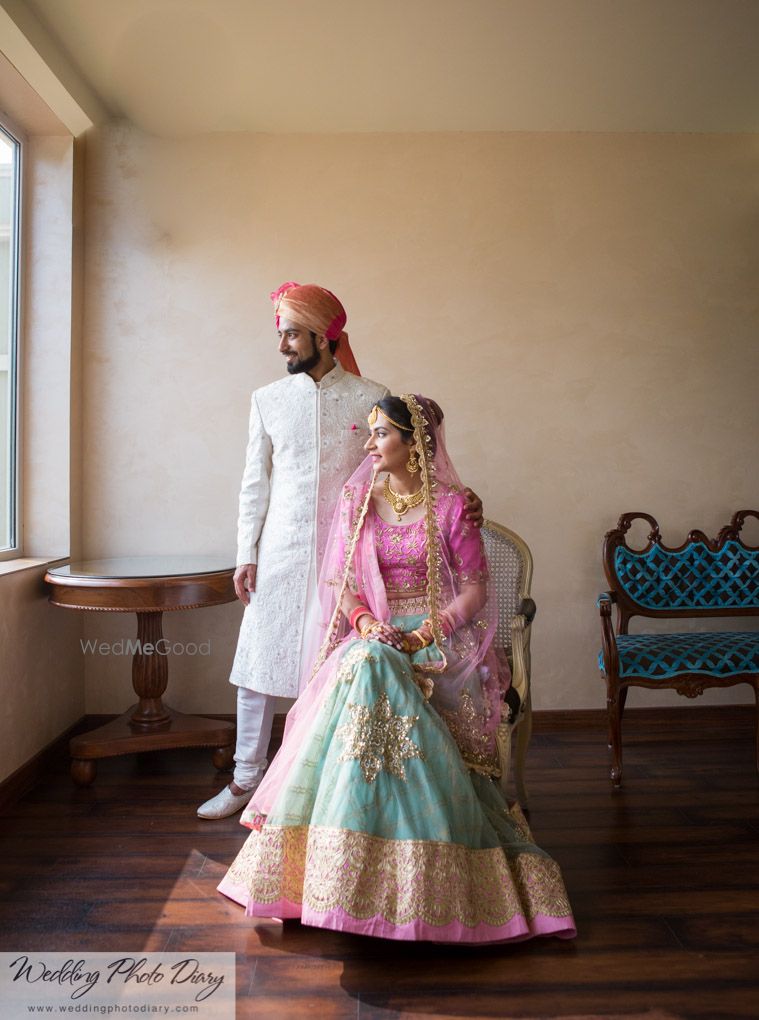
[0,127,20,554]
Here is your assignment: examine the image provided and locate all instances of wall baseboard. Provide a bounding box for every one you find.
[1,704,753,813]
[0,715,90,814]
[530,703,754,732]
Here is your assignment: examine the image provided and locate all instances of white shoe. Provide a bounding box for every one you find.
[197,784,255,819]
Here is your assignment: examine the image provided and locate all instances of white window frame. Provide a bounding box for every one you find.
[0,113,23,560]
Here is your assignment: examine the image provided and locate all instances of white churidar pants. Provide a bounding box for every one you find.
[232,687,276,789]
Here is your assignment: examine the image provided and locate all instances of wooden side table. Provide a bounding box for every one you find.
[45,556,238,786]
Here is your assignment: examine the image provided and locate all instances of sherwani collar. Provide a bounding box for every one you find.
[293,360,345,391]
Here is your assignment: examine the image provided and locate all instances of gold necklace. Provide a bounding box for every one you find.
[383,476,424,522]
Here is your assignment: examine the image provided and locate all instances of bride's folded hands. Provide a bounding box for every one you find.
[360,617,405,650]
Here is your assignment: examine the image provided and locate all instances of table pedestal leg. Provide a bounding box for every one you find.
[130,612,170,725]
[69,611,235,786]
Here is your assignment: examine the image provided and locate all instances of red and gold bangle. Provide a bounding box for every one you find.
[349,605,371,632]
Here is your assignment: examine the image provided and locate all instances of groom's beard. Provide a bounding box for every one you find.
[286,337,321,375]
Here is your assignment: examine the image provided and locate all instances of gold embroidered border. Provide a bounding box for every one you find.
[225,824,573,928]
[402,394,447,674]
[387,594,429,615]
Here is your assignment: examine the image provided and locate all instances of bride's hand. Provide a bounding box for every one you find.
[364,621,404,650]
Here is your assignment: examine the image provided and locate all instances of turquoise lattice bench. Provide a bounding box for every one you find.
[598,510,759,787]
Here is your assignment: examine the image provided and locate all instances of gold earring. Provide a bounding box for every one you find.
[406,447,419,474]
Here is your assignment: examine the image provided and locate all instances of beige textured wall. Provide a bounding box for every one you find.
[0,564,83,779]
[81,124,759,715]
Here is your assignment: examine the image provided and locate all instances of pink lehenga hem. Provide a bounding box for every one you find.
[298,905,577,944]
[218,878,575,944]
[217,875,251,910]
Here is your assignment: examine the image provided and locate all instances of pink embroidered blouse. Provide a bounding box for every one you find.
[372,491,488,594]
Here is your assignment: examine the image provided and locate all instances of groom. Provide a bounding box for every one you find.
[198,282,482,818]
[198,282,388,817]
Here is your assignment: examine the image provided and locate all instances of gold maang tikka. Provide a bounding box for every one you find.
[367,405,413,433]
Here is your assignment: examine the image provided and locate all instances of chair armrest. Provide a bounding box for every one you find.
[518,596,536,624]
[509,612,532,705]
[597,592,619,677]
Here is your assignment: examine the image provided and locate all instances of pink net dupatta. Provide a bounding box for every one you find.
[245,394,506,821]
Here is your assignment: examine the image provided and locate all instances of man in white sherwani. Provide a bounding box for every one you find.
[198,283,389,817]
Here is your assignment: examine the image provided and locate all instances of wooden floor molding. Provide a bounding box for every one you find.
[0,715,90,815]
[1,706,757,1018]
[530,703,755,731]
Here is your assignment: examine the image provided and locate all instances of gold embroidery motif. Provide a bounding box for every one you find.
[226,822,573,928]
[458,568,488,583]
[438,689,501,777]
[336,692,425,782]
[333,643,378,685]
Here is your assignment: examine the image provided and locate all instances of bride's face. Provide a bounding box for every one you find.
[364,415,414,475]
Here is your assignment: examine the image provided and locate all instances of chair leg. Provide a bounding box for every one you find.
[514,688,532,807]
[618,685,629,720]
[754,682,759,774]
[607,685,628,746]
[607,682,624,788]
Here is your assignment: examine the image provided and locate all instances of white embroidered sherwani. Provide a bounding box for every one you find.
[229,362,389,697]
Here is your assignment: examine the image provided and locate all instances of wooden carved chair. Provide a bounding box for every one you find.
[481,520,536,805]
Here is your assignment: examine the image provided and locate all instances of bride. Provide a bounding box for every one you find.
[218,394,575,944]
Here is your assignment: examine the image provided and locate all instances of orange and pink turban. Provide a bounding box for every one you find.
[270,281,360,376]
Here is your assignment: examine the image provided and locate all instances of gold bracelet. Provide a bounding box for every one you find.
[400,633,417,654]
[410,629,431,649]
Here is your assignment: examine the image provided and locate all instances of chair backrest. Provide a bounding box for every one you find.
[604,511,759,618]
[481,520,533,652]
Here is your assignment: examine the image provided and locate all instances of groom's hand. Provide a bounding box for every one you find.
[234,564,257,605]
[463,488,484,528]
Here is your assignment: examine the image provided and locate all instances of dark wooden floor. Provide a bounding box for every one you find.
[1,706,758,1020]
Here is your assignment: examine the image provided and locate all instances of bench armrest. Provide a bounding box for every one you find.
[597,592,619,677]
